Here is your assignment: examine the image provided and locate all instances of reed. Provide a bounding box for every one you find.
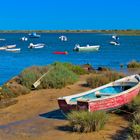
[67,111,108,132]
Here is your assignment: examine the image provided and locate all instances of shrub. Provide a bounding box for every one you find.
[87,75,109,88]
[87,71,125,88]
[127,61,140,68]
[130,112,140,140]
[42,63,78,89]
[53,62,87,75]
[19,66,47,89]
[124,95,140,112]
[67,111,108,133]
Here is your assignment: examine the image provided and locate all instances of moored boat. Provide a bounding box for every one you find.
[110,41,120,46]
[28,43,45,49]
[74,44,100,52]
[5,44,16,49]
[58,74,140,112]
[5,48,21,52]
[59,36,67,41]
[53,51,68,55]
[29,32,40,38]
[0,47,7,50]
[21,36,28,41]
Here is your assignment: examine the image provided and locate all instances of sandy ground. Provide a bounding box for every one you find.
[0,75,130,140]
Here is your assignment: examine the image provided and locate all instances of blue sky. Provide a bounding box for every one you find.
[0,0,140,30]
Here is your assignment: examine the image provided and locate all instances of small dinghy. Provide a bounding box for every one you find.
[74,44,100,52]
[5,44,16,49]
[53,51,68,55]
[21,37,28,41]
[5,48,21,52]
[110,35,120,46]
[58,74,140,112]
[59,36,67,41]
[0,47,7,50]
[28,32,40,38]
[28,43,45,49]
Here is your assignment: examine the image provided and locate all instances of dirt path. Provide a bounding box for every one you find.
[0,75,130,140]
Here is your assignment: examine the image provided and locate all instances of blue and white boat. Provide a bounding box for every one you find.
[28,32,40,38]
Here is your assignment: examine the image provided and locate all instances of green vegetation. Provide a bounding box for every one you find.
[41,63,78,89]
[87,71,125,88]
[67,111,108,132]
[127,61,140,68]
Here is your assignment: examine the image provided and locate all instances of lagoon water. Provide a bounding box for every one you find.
[0,33,140,85]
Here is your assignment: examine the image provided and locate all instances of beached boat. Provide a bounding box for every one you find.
[53,51,68,55]
[28,32,40,38]
[5,48,21,52]
[74,44,100,52]
[58,74,140,112]
[59,36,67,41]
[28,43,45,49]
[21,37,28,41]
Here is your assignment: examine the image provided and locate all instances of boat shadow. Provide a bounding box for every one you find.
[39,109,66,120]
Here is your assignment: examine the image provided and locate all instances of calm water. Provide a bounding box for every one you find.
[0,33,140,85]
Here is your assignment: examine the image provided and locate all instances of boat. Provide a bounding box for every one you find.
[5,48,21,52]
[0,47,7,50]
[0,38,6,41]
[58,74,140,112]
[59,36,67,41]
[21,37,28,41]
[28,43,45,49]
[28,32,40,38]
[110,41,120,46]
[5,44,16,49]
[110,34,120,46]
[53,51,68,55]
[74,44,100,52]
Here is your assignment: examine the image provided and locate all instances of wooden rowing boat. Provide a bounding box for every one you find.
[58,74,140,112]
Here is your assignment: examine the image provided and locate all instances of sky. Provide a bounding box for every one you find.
[0,0,140,30]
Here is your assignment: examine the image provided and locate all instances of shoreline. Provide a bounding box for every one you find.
[0,30,140,35]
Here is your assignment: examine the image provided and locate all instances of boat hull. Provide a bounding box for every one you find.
[78,87,140,111]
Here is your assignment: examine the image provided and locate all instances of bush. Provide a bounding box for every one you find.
[124,95,140,112]
[87,75,110,88]
[67,111,108,133]
[42,63,78,89]
[127,61,140,68]
[53,62,87,75]
[19,66,48,90]
[87,71,125,88]
[130,112,140,140]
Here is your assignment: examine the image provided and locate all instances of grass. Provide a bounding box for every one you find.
[87,71,125,88]
[67,111,108,133]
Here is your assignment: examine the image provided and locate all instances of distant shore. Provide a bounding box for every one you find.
[0,30,140,35]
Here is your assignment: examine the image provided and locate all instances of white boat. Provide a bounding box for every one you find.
[0,38,6,41]
[5,44,16,49]
[110,34,120,46]
[0,47,7,50]
[21,37,28,41]
[110,41,120,46]
[74,44,100,52]
[28,43,45,49]
[5,48,21,52]
[59,36,67,41]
